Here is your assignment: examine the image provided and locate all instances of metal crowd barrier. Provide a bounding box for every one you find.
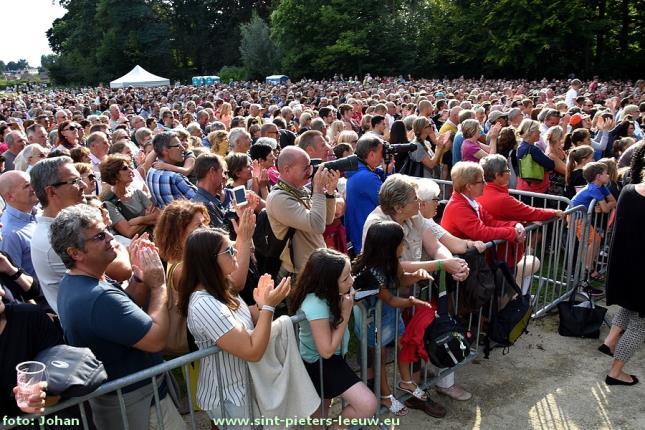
[580,199,614,284]
[6,314,308,430]
[353,267,482,420]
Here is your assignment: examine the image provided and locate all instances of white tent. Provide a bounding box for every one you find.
[109,65,170,89]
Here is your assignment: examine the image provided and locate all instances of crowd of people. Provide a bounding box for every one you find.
[1,74,644,429]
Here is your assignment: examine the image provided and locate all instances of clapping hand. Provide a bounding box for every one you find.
[254,274,291,308]
[231,207,256,242]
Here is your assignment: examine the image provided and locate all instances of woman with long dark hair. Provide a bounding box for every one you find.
[352,221,433,416]
[178,228,290,422]
[288,248,377,424]
[55,120,80,150]
[389,119,408,171]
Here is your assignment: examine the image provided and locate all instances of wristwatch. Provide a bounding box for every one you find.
[325,192,336,199]
[8,268,23,281]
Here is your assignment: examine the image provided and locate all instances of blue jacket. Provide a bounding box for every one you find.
[345,160,384,254]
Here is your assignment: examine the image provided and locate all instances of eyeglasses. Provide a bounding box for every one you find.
[87,174,96,181]
[50,177,83,188]
[216,245,237,257]
[63,126,78,131]
[167,144,182,149]
[120,165,132,171]
[85,229,111,243]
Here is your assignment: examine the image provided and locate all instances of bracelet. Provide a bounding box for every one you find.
[437,261,443,271]
[261,305,275,313]
[8,268,23,281]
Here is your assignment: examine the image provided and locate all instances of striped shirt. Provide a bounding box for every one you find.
[145,167,197,208]
[187,291,253,409]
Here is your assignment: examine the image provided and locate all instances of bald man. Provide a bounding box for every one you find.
[0,170,39,276]
[266,146,338,277]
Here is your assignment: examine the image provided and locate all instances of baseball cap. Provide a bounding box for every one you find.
[488,110,508,123]
[569,113,589,127]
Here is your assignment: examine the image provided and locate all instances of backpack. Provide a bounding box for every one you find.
[451,251,495,315]
[424,267,473,368]
[484,261,532,358]
[252,208,295,278]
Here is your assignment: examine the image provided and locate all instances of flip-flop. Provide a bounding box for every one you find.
[398,381,428,401]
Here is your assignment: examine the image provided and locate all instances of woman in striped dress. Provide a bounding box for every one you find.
[177,228,290,422]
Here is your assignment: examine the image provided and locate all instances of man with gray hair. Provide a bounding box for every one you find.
[52,204,185,429]
[87,131,110,192]
[26,124,48,146]
[30,157,133,313]
[3,131,27,171]
[30,156,88,312]
[228,127,252,153]
[146,132,197,208]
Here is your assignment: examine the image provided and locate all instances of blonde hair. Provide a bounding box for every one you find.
[517,119,540,139]
[451,161,484,192]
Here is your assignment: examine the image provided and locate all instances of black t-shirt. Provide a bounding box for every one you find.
[0,304,62,418]
[564,169,586,199]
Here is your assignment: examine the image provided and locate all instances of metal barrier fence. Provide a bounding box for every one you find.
[433,179,604,318]
[6,314,307,430]
[580,199,615,284]
[353,263,483,420]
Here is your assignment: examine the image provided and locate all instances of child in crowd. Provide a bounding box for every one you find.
[352,221,433,416]
[570,162,617,285]
[564,145,595,199]
[289,249,377,428]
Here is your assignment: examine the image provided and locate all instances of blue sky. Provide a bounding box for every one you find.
[1,0,66,67]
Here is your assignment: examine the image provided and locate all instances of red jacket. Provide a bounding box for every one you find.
[441,192,517,243]
[442,191,520,267]
[399,304,436,363]
[477,182,558,223]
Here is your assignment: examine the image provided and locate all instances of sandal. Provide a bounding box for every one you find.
[398,380,428,401]
[381,394,408,416]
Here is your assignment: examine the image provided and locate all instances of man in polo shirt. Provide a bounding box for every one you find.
[146,132,197,208]
[51,204,185,429]
[0,171,39,277]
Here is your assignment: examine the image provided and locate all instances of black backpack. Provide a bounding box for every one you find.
[252,208,295,278]
[484,261,532,358]
[424,268,473,368]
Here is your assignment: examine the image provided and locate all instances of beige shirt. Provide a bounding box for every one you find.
[362,206,426,263]
[266,183,335,273]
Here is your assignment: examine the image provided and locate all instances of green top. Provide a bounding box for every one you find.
[298,293,349,363]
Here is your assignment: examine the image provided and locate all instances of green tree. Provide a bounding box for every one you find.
[0,61,5,73]
[239,12,281,79]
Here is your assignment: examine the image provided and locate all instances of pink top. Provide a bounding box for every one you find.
[461,138,482,162]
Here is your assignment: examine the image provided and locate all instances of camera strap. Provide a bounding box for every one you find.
[276,180,311,210]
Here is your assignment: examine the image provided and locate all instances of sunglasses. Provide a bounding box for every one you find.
[51,177,83,188]
[120,165,132,171]
[87,174,96,181]
[216,245,237,257]
[86,229,110,243]
[63,126,79,131]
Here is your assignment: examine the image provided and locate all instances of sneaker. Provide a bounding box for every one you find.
[435,384,472,401]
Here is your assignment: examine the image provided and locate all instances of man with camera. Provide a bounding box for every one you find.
[344,135,391,255]
[266,146,339,280]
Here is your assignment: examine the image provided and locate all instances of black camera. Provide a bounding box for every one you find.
[382,143,417,163]
[310,155,360,177]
